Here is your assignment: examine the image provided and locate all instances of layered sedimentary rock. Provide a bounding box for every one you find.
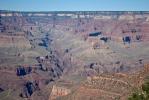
[49,85,71,100]
[0,11,149,100]
[0,33,31,48]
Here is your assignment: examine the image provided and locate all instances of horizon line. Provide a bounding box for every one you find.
[1,10,149,12]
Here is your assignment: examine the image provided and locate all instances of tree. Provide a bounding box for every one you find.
[128,79,149,100]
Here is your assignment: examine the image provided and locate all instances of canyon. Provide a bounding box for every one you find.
[0,11,149,100]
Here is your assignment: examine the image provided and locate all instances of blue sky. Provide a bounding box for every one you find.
[0,0,149,11]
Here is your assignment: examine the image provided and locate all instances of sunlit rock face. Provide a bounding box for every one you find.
[49,85,71,100]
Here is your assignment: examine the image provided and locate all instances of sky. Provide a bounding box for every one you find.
[0,0,149,11]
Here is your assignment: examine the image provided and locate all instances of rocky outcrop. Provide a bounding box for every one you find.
[16,66,32,76]
[49,85,71,100]
[21,81,40,98]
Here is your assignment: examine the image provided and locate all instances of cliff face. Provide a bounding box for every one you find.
[0,11,149,20]
[0,33,31,48]
[49,85,71,100]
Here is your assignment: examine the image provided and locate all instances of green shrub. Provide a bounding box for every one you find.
[128,79,149,100]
